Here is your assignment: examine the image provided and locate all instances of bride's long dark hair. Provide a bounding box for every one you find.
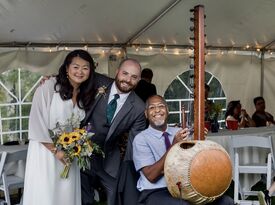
[55,49,96,111]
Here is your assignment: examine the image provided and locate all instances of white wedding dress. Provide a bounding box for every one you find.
[23,79,84,205]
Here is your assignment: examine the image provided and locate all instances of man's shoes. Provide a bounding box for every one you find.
[258,190,271,205]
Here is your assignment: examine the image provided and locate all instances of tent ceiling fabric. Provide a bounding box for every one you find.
[1,0,275,49]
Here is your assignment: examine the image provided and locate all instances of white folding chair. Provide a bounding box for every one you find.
[0,150,27,205]
[230,135,274,205]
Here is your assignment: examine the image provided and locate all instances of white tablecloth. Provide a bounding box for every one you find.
[0,144,28,178]
[207,127,275,191]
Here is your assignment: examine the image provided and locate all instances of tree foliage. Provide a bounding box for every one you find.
[0,69,41,143]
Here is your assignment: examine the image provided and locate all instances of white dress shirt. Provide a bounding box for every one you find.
[108,82,130,122]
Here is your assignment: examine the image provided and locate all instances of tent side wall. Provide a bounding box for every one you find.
[128,53,262,116]
[0,50,273,118]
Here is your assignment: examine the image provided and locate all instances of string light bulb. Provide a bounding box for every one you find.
[174,50,180,55]
[188,49,193,56]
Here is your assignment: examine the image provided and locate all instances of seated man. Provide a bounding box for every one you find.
[252,96,275,127]
[133,95,234,205]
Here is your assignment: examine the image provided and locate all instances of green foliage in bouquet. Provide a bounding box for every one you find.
[49,114,104,178]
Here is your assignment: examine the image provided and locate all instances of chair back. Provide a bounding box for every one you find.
[231,135,272,149]
[230,135,275,204]
[5,150,27,164]
[0,150,28,177]
[0,152,8,177]
[230,135,274,165]
[0,149,27,205]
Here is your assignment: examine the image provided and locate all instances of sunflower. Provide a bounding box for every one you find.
[72,145,82,156]
[58,133,72,146]
[69,131,81,142]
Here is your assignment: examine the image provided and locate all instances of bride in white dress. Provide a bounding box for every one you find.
[23,50,97,205]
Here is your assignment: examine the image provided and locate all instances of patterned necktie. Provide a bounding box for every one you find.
[163,132,171,150]
[106,94,120,124]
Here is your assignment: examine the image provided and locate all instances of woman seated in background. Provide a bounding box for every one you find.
[225,100,255,129]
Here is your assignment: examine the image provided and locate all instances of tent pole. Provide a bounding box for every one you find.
[124,0,182,45]
[260,50,265,96]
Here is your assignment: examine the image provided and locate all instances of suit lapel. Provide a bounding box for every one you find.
[105,92,135,142]
[83,82,112,125]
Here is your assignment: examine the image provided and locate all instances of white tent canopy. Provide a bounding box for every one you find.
[1,0,275,116]
[1,0,275,49]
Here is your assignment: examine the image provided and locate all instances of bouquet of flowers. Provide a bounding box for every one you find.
[49,114,104,178]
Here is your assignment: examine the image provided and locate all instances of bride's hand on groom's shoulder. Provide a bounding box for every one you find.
[39,75,56,85]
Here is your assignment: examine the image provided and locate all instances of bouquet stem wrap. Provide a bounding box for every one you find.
[60,163,71,179]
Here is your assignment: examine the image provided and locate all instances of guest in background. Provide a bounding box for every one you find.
[205,83,213,121]
[225,100,255,128]
[252,96,275,127]
[134,68,157,102]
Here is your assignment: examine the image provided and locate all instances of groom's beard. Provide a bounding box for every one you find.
[115,77,136,93]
